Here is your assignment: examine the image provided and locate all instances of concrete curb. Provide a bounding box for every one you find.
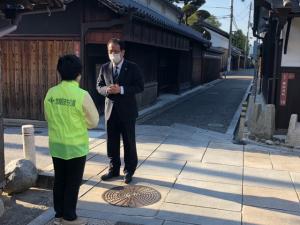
[226,81,253,136]
[27,208,55,225]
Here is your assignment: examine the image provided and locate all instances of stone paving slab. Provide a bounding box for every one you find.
[135,142,161,151]
[87,156,147,176]
[135,158,186,178]
[78,175,175,217]
[244,155,273,169]
[88,154,110,165]
[244,149,270,159]
[149,149,204,161]
[270,153,300,172]
[160,137,209,149]
[89,142,107,155]
[191,131,233,142]
[165,178,242,212]
[202,143,243,167]
[136,134,166,143]
[120,147,155,158]
[89,143,143,162]
[79,176,102,198]
[179,162,243,185]
[89,137,106,150]
[150,143,207,161]
[135,126,171,137]
[243,185,300,212]
[83,162,107,181]
[77,209,164,225]
[158,203,241,225]
[244,167,295,190]
[208,142,244,151]
[242,206,300,225]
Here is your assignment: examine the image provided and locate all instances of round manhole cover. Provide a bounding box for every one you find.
[102,185,161,208]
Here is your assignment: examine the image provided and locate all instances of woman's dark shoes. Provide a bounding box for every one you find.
[101,172,120,181]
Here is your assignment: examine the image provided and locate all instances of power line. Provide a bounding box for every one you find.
[233,16,239,30]
[203,6,230,9]
[215,15,231,19]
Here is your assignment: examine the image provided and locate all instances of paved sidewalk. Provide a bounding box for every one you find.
[28,124,300,225]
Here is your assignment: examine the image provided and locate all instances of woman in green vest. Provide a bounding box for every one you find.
[44,55,99,225]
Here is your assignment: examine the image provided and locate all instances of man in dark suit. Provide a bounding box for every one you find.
[97,38,144,184]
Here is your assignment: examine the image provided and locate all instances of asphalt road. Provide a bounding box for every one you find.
[143,71,253,133]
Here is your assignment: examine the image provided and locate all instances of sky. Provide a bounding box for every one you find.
[177,0,254,43]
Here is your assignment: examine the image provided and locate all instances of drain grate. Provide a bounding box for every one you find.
[102,185,161,208]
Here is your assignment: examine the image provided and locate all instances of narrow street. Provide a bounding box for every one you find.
[1,0,300,224]
[144,71,253,133]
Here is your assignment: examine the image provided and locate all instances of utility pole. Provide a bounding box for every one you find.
[227,0,234,76]
[244,2,252,69]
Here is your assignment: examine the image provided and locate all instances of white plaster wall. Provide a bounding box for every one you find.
[166,8,179,22]
[207,28,229,49]
[281,18,300,67]
[150,0,162,12]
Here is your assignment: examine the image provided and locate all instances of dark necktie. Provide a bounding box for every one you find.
[113,66,119,83]
[114,66,119,77]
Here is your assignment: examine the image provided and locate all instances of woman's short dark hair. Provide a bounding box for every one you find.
[107,38,126,51]
[57,55,82,81]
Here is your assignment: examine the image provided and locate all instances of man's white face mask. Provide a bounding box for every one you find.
[109,53,122,65]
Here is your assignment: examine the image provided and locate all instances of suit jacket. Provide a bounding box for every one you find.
[96,60,144,121]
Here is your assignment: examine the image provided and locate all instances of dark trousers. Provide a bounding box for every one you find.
[52,156,86,221]
[107,107,138,175]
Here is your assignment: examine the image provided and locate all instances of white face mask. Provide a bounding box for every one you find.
[109,53,122,64]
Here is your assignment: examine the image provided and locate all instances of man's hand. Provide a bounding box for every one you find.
[107,84,121,95]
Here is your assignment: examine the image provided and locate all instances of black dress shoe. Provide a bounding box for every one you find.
[124,174,133,184]
[101,172,120,181]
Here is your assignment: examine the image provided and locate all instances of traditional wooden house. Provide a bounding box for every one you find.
[201,21,229,72]
[253,0,300,129]
[0,0,216,121]
[201,21,245,72]
[231,46,244,71]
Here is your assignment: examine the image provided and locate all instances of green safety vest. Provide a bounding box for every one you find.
[44,81,89,160]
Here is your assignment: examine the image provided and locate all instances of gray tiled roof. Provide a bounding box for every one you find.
[101,0,210,46]
[271,0,300,11]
